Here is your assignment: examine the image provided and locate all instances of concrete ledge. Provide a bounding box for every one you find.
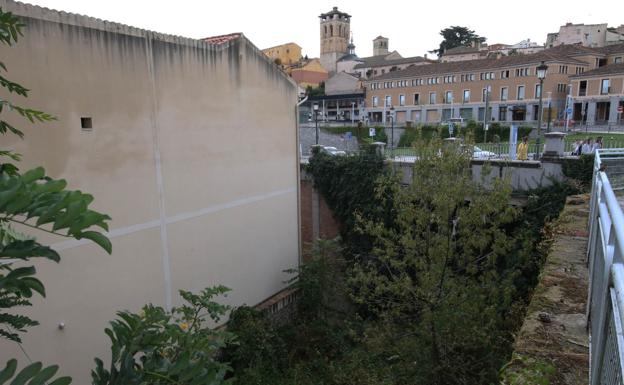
[500,194,589,385]
[471,159,542,168]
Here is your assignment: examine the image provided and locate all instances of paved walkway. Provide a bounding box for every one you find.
[500,194,589,385]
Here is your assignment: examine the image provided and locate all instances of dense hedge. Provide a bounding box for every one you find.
[320,125,388,143]
[398,120,533,147]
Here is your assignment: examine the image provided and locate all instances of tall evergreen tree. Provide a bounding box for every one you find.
[430,26,486,55]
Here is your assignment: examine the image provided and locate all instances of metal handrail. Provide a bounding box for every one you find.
[588,148,624,385]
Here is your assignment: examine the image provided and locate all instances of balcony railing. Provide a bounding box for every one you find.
[587,149,624,385]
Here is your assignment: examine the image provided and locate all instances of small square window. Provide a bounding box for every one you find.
[81,117,93,131]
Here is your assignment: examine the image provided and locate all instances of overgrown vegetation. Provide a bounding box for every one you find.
[225,137,576,385]
[92,287,234,385]
[562,154,594,190]
[306,83,325,97]
[398,121,533,147]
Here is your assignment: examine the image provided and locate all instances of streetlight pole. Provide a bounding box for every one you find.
[546,92,552,133]
[535,61,548,160]
[484,85,491,143]
[390,105,395,157]
[314,103,319,145]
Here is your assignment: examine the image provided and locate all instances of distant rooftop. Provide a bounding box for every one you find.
[353,54,431,69]
[570,62,624,78]
[202,33,242,45]
[443,45,483,55]
[319,6,351,19]
[366,46,594,81]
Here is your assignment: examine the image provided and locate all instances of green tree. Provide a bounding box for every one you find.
[305,82,325,97]
[430,26,486,55]
[348,139,521,384]
[0,7,111,384]
[92,286,234,385]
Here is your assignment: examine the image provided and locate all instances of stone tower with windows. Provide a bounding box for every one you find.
[319,7,351,73]
[373,36,389,56]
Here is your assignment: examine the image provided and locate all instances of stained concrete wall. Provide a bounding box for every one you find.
[0,0,299,381]
[471,159,565,191]
[394,159,565,191]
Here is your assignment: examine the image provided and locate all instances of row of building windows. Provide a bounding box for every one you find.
[367,65,581,90]
[373,78,616,101]
[577,79,612,97]
[370,83,557,107]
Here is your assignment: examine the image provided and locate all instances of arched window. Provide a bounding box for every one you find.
[324,25,327,37]
[330,25,333,37]
[339,25,342,37]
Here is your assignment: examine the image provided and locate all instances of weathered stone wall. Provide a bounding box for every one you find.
[500,195,590,385]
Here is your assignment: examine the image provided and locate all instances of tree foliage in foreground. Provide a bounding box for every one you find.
[92,286,235,385]
[0,7,111,384]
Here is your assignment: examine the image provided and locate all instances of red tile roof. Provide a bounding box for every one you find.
[201,33,241,45]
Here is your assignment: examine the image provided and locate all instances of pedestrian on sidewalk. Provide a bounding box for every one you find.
[582,138,594,154]
[517,136,529,160]
[592,137,603,153]
[572,140,582,155]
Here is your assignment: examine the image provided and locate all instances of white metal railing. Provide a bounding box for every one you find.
[588,149,624,385]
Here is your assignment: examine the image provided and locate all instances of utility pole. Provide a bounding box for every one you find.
[546,92,552,133]
[564,84,572,132]
[314,103,319,145]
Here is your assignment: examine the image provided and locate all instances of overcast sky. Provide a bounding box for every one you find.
[23,0,624,59]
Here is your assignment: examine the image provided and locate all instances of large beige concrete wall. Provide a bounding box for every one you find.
[0,0,299,381]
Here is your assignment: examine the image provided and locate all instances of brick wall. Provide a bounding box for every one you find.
[300,175,341,261]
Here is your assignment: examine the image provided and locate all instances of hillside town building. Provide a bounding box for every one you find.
[290,58,329,88]
[262,42,302,66]
[319,7,351,73]
[546,23,624,48]
[353,43,433,79]
[364,43,624,126]
[440,39,544,63]
[570,62,624,125]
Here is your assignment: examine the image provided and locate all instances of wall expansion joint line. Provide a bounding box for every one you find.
[50,188,296,250]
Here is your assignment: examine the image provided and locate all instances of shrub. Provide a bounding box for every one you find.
[397,122,533,147]
[562,154,594,190]
[92,286,234,385]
